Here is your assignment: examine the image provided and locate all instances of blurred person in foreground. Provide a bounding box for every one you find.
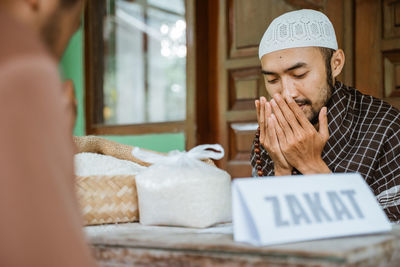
[251,9,400,222]
[0,0,96,266]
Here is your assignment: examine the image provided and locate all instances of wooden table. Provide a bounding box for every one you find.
[85,223,400,266]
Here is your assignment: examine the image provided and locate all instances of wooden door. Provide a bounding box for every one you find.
[196,0,354,178]
[355,0,400,109]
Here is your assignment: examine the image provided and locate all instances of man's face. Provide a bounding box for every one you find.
[41,0,84,60]
[261,47,332,122]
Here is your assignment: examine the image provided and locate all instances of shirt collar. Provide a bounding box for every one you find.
[326,81,349,137]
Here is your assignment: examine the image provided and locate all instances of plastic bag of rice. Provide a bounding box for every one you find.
[132,144,232,228]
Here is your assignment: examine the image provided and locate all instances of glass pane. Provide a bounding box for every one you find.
[148,0,185,16]
[103,0,186,125]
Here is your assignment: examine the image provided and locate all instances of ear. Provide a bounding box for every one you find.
[25,0,39,10]
[331,49,345,79]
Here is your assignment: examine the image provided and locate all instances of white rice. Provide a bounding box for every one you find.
[74,152,146,176]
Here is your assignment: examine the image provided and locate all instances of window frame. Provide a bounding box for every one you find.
[84,0,196,148]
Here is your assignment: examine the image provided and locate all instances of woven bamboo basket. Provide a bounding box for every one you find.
[74,136,149,226]
[76,174,139,226]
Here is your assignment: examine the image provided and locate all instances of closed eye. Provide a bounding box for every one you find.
[267,79,278,84]
[293,72,308,79]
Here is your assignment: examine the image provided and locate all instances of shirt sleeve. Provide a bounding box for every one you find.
[374,118,400,223]
[0,56,96,267]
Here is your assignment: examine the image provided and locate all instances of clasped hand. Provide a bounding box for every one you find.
[255,94,331,175]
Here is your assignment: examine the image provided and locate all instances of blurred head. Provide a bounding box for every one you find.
[41,0,84,60]
[259,9,344,122]
[1,0,84,60]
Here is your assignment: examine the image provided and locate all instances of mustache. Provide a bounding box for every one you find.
[294,99,312,106]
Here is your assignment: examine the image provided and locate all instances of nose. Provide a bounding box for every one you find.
[280,78,299,99]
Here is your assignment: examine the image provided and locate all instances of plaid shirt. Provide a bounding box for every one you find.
[250,82,400,222]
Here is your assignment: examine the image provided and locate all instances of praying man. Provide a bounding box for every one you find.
[251,9,400,222]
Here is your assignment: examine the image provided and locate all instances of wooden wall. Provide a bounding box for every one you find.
[355,0,400,108]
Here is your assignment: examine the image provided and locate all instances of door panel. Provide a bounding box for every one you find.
[228,67,265,111]
[382,0,400,108]
[228,0,297,58]
[355,0,400,109]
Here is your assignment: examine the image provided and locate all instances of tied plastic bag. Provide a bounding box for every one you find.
[132,144,232,228]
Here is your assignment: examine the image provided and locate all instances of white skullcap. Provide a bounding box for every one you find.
[259,9,338,59]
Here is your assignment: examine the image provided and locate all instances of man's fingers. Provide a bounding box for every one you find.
[318,107,329,141]
[269,115,288,164]
[270,98,294,139]
[267,116,278,148]
[271,114,287,146]
[274,94,301,129]
[285,95,314,130]
[255,100,260,123]
[265,100,272,118]
[259,97,267,142]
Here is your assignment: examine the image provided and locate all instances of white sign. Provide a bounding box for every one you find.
[232,173,391,246]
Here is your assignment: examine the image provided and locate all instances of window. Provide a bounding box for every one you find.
[85,0,195,145]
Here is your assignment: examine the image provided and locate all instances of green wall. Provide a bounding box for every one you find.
[59,28,185,153]
[60,28,85,136]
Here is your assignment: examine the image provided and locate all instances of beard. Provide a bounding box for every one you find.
[309,81,333,124]
[298,71,335,125]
